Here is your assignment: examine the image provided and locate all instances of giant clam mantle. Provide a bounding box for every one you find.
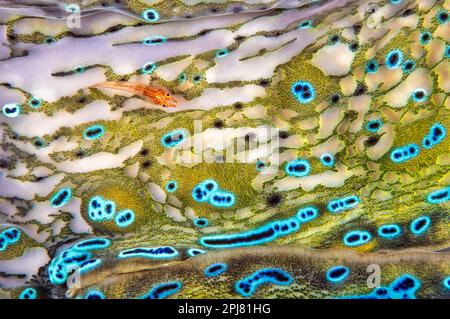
[0,0,449,299]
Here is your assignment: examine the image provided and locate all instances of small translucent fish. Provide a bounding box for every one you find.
[91,81,177,108]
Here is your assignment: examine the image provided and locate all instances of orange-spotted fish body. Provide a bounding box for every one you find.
[91,81,177,108]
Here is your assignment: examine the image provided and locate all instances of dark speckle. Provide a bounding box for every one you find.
[213,119,225,129]
[354,82,367,96]
[267,193,282,207]
[142,160,152,168]
[259,79,270,87]
[279,131,289,139]
[234,102,243,110]
[365,135,380,147]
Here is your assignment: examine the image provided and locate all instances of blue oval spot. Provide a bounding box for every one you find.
[285,158,311,177]
[291,81,315,104]
[296,206,319,223]
[193,217,209,228]
[326,266,350,283]
[378,224,402,239]
[28,97,42,109]
[385,49,403,69]
[142,9,160,22]
[19,288,37,299]
[165,180,178,193]
[2,103,21,118]
[204,263,227,277]
[410,216,431,235]
[365,59,379,74]
[320,153,335,167]
[366,119,383,133]
[50,187,72,208]
[141,62,157,74]
[402,59,416,73]
[83,124,105,140]
[343,230,372,247]
[115,209,135,227]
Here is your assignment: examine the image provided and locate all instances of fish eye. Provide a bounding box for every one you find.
[166,93,170,96]
[163,104,167,107]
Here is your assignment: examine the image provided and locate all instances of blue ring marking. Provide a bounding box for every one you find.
[178,73,187,83]
[390,0,402,4]
[326,266,350,283]
[209,190,236,208]
[143,35,167,45]
[165,180,178,193]
[0,234,7,252]
[388,274,421,299]
[140,281,182,299]
[161,129,187,148]
[115,209,135,227]
[192,74,202,83]
[365,59,379,74]
[320,153,335,167]
[102,200,116,220]
[142,9,160,22]
[199,216,300,249]
[436,9,449,24]
[215,49,230,58]
[85,290,106,299]
[410,88,428,102]
[60,250,92,268]
[235,268,293,298]
[118,246,179,259]
[204,263,228,277]
[193,217,209,228]
[342,274,420,299]
[88,196,105,221]
[44,36,56,44]
[256,160,266,172]
[50,187,72,208]
[285,158,311,177]
[443,276,450,290]
[19,288,37,299]
[296,206,319,223]
[141,62,157,74]
[343,230,372,247]
[33,137,47,149]
[79,259,102,274]
[426,187,450,204]
[402,59,416,73]
[28,97,42,109]
[2,227,21,244]
[328,34,340,45]
[192,179,219,202]
[422,123,446,149]
[298,20,313,29]
[2,103,21,118]
[327,195,360,213]
[75,66,85,73]
[291,81,315,104]
[419,30,432,45]
[410,216,431,235]
[83,124,105,140]
[48,258,68,285]
[377,224,402,239]
[389,143,420,163]
[366,119,383,133]
[445,45,450,58]
[187,248,206,257]
[385,49,403,69]
[73,238,111,251]
[64,4,80,13]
